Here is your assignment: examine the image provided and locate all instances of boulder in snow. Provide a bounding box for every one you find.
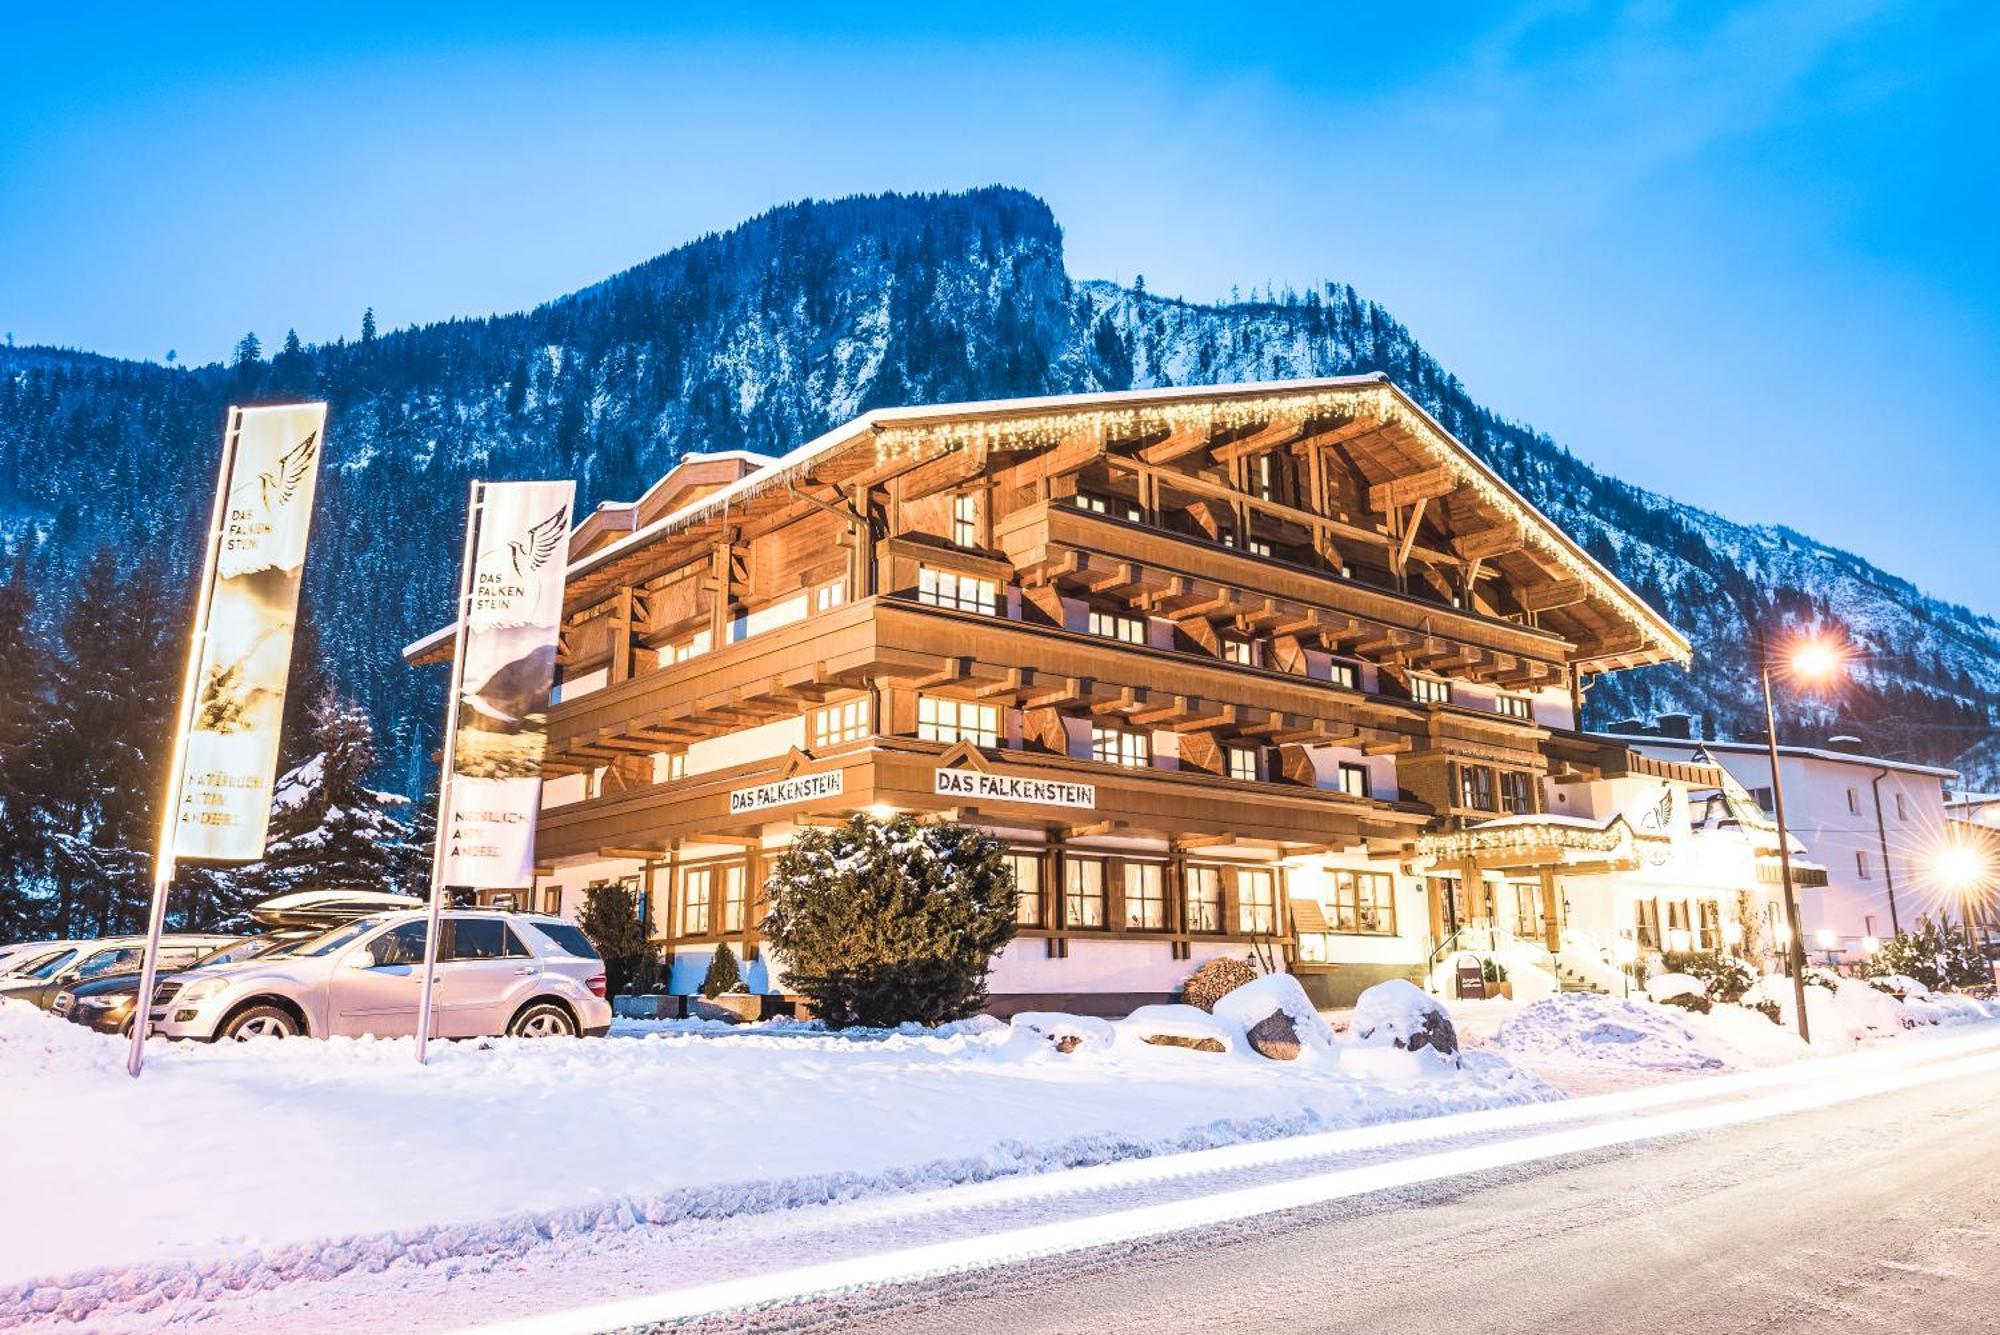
[1210,974,1334,1062]
[1119,1003,1240,1054]
[1347,979,1458,1065]
[1010,1011,1116,1055]
[1867,973,1930,999]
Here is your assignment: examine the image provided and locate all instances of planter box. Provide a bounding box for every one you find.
[613,994,680,1019]
[690,994,762,1024]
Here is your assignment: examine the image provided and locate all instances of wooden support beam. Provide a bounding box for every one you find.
[1518,579,1588,613]
[1367,465,1454,514]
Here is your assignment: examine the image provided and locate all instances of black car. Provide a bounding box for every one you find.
[56,933,309,1035]
[1,935,239,1015]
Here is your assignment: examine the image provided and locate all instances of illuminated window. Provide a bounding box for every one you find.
[1325,659,1358,690]
[1122,862,1167,930]
[1005,852,1043,926]
[815,578,847,612]
[1227,746,1258,782]
[1220,636,1256,666]
[1253,452,1277,501]
[1496,694,1532,720]
[918,696,998,746]
[1237,869,1279,935]
[812,697,870,747]
[1091,726,1150,769]
[1247,539,1273,558]
[1186,865,1224,932]
[658,751,687,782]
[917,567,997,615]
[1327,870,1396,935]
[1410,675,1451,705]
[680,868,712,936]
[720,864,748,932]
[1337,762,1369,799]
[1064,858,1106,928]
[1089,610,1146,644]
[1073,492,1142,522]
[952,493,980,548]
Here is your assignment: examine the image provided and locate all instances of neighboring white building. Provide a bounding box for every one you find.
[1615,731,1958,959]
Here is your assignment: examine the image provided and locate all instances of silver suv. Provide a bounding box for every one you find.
[146,910,611,1042]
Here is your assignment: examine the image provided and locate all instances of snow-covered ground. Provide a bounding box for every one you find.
[3,982,1992,1329]
[0,998,1548,1324]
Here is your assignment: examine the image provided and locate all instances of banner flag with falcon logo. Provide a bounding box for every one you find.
[170,403,327,861]
[438,479,576,888]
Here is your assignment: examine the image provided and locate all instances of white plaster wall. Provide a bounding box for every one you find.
[1283,858,1427,965]
[553,665,608,703]
[1299,743,1397,800]
[987,938,1239,996]
[687,716,807,775]
[542,772,588,810]
[732,591,809,643]
[535,856,652,931]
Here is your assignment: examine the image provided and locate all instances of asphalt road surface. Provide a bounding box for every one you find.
[685,1057,2000,1335]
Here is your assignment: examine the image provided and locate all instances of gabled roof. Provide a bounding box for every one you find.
[405,376,1690,669]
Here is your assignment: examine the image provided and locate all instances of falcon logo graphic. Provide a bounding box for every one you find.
[1640,787,1674,831]
[256,430,319,512]
[506,506,569,579]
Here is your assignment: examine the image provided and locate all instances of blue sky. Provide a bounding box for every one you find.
[2,2,1996,610]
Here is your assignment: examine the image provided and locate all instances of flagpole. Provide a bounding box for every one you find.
[127,409,242,1078]
[416,479,484,1065]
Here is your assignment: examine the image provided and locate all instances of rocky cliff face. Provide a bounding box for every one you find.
[2,187,1993,791]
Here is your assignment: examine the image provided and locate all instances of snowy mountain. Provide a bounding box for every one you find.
[1,187,1994,792]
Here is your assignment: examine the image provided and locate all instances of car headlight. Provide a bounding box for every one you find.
[180,978,233,1004]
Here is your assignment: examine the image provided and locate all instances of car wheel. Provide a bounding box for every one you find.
[509,1002,577,1039]
[222,1004,300,1041]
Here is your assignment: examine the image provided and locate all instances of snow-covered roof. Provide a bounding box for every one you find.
[1614,735,1959,780]
[405,375,1691,664]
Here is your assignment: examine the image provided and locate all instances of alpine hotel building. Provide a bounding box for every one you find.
[407,376,1818,1013]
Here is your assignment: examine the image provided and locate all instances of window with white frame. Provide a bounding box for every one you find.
[1091,726,1150,769]
[1220,636,1257,666]
[1122,861,1167,930]
[1410,675,1451,705]
[952,493,980,548]
[814,578,847,612]
[1226,745,1258,782]
[917,566,997,615]
[1064,858,1106,928]
[1237,868,1279,935]
[1186,865,1224,931]
[1088,610,1146,644]
[917,696,999,746]
[1495,694,1532,720]
[1337,762,1369,798]
[680,868,713,935]
[1004,851,1043,927]
[1325,659,1359,690]
[812,697,870,748]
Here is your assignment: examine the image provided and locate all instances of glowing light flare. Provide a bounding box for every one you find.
[1613,937,1639,965]
[1815,928,1838,950]
[1932,841,1995,894]
[1786,636,1847,685]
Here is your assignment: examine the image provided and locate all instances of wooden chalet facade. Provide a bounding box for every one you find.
[407,375,1698,1012]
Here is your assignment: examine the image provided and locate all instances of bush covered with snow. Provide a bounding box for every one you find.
[1867,921,1989,992]
[1663,950,1756,1003]
[1181,956,1259,1012]
[1644,972,1708,1004]
[1348,979,1458,1066]
[1867,973,1930,999]
[763,814,1017,1028]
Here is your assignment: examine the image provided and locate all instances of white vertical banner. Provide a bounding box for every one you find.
[172,402,326,858]
[132,402,326,1078]
[438,479,574,889]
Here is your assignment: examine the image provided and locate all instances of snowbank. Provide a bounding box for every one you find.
[0,998,1553,1322]
[1644,972,1706,1004]
[1496,994,1729,1073]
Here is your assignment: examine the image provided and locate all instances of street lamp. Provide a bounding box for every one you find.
[1758,630,1845,1043]
[1613,936,1638,999]
[1932,838,1996,958]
